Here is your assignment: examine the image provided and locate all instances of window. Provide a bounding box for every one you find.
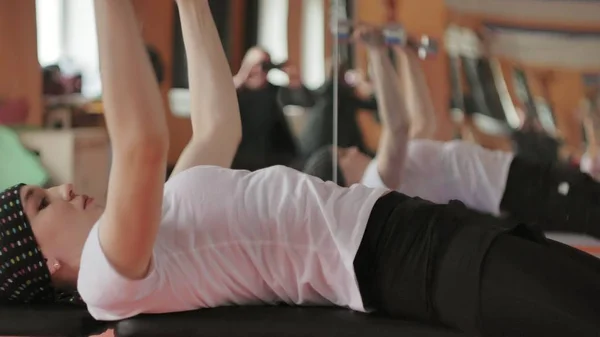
[301,0,325,90]
[257,0,327,89]
[257,0,289,86]
[36,0,63,67]
[36,0,100,98]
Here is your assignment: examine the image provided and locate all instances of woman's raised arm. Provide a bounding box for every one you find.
[170,0,242,177]
[95,0,169,279]
[392,45,437,139]
[355,26,410,189]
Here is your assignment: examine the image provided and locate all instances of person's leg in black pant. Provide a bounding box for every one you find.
[479,235,600,337]
[358,194,600,336]
[501,155,600,238]
[546,239,600,276]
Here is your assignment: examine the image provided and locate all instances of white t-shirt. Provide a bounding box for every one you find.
[361,139,514,215]
[580,152,600,181]
[78,165,388,321]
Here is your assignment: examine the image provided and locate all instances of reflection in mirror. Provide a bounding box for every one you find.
[30,0,600,179]
[582,73,600,180]
[310,0,600,260]
[310,0,443,187]
[444,4,600,168]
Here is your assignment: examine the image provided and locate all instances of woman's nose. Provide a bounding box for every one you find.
[61,184,75,201]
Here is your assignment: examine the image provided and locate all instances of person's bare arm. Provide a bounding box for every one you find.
[94,0,169,279]
[170,0,242,177]
[392,46,437,139]
[357,26,410,189]
[582,98,600,157]
[581,97,600,179]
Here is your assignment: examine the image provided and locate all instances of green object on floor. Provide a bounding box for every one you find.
[0,125,49,190]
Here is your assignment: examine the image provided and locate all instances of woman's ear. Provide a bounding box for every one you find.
[47,260,62,275]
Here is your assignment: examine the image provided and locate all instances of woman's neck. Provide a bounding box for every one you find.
[54,221,96,286]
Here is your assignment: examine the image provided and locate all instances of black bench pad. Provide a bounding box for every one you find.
[0,304,108,337]
[115,307,465,337]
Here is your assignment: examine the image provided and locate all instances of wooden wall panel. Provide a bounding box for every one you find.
[0,0,42,126]
[230,0,248,72]
[548,70,586,156]
[353,0,386,72]
[398,0,452,140]
[287,0,304,71]
[324,1,332,66]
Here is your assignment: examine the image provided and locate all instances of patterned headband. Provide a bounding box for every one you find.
[0,184,55,304]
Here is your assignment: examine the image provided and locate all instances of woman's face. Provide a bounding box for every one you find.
[20,184,103,261]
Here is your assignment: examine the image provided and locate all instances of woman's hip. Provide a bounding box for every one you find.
[355,192,544,324]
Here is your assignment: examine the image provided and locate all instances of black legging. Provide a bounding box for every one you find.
[501,155,600,238]
[356,192,600,336]
[479,235,600,336]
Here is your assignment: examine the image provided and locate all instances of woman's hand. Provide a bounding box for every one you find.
[234,48,270,88]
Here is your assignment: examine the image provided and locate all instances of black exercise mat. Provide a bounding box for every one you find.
[0,304,108,337]
[115,306,466,337]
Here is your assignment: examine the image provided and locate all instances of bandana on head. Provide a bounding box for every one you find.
[0,184,55,304]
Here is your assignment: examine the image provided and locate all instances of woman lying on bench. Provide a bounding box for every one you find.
[0,1,598,336]
[304,40,600,240]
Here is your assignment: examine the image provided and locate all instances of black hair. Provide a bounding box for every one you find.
[302,146,347,187]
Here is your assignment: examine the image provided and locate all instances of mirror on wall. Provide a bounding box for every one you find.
[443,0,600,166]
[32,0,600,177]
